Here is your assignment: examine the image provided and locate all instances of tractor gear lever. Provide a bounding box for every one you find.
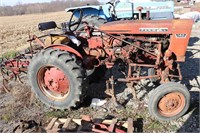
[68,35,81,47]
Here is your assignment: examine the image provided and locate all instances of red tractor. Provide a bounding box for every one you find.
[0,9,193,121]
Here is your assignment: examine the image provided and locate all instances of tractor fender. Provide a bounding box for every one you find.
[45,44,83,59]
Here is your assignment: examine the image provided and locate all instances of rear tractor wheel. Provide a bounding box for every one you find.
[148,82,190,121]
[28,49,86,109]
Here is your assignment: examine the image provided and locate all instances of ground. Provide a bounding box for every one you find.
[0,11,199,132]
[0,11,69,57]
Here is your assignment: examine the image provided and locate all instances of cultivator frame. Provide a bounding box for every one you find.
[0,35,42,91]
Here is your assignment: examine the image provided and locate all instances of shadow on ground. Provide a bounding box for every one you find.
[177,35,200,132]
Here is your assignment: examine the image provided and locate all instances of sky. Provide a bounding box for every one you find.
[0,0,110,6]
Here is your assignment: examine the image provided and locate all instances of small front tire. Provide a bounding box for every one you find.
[148,82,190,121]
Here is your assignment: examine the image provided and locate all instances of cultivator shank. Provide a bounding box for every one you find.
[0,36,43,91]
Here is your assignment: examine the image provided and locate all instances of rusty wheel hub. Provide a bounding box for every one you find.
[158,92,185,117]
[37,66,70,100]
[44,67,69,94]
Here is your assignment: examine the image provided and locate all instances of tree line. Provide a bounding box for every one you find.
[0,0,100,16]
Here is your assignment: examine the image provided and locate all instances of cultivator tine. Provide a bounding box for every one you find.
[127,82,138,100]
[17,75,23,84]
[2,79,10,93]
[0,50,32,93]
[62,118,72,129]
[1,68,10,93]
[108,119,117,132]
[105,76,123,108]
[29,34,34,57]
[127,118,133,133]
[46,118,58,130]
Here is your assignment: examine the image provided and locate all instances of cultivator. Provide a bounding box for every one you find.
[13,116,137,133]
[0,36,42,91]
[0,8,193,121]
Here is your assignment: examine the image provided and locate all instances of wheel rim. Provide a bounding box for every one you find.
[158,92,186,117]
[37,65,70,101]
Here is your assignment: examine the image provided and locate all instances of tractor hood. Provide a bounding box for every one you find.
[99,20,173,35]
[100,19,193,62]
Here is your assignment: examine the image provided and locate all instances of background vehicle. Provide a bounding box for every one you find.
[65,0,175,21]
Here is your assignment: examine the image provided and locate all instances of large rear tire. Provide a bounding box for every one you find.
[148,82,190,121]
[28,49,86,109]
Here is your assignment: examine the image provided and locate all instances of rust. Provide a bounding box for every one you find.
[105,76,117,102]
[91,26,157,57]
[37,65,70,101]
[127,82,138,100]
[137,6,143,20]
[118,75,160,82]
[3,79,10,93]
[158,92,186,117]
[45,116,130,133]
[177,64,183,80]
[156,43,162,66]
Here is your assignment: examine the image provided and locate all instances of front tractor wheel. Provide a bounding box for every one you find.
[28,49,85,109]
[148,82,190,121]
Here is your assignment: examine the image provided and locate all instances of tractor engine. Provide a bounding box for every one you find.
[81,33,169,70]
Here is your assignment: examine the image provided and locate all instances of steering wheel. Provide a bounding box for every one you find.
[68,8,83,32]
[107,1,117,20]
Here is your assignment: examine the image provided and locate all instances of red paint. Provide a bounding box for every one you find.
[46,44,83,59]
[87,37,103,48]
[44,67,69,94]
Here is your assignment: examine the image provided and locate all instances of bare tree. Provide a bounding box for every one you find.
[0,0,100,16]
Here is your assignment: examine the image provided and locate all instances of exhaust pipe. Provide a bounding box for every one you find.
[137,6,143,20]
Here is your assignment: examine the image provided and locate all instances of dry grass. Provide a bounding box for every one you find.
[0,11,70,57]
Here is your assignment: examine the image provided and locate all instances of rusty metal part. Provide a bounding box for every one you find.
[158,92,186,117]
[2,79,10,93]
[105,76,117,102]
[155,43,162,66]
[127,82,138,100]
[137,6,143,20]
[105,76,122,107]
[127,118,133,133]
[119,63,160,82]
[27,34,47,48]
[45,116,133,133]
[0,45,41,91]
[161,67,170,83]
[108,119,118,132]
[44,67,69,94]
[118,75,160,82]
[90,26,157,57]
[177,64,182,80]
[37,65,70,101]
[146,10,150,20]
[13,120,44,133]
